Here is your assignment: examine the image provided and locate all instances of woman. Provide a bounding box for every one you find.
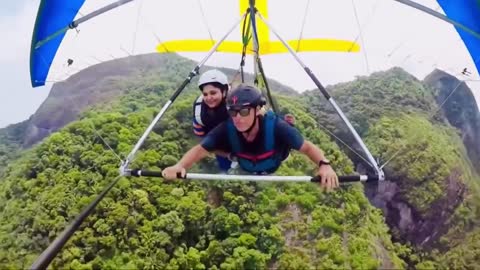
[192,69,234,172]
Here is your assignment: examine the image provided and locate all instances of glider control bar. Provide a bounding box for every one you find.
[128,169,379,184]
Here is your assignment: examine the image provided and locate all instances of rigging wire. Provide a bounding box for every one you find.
[380,79,465,169]
[379,2,479,167]
[348,0,381,52]
[120,46,132,56]
[350,0,371,73]
[131,0,144,54]
[316,121,374,168]
[431,80,465,116]
[90,121,125,163]
[197,0,215,44]
[248,6,278,113]
[136,13,170,53]
[296,0,311,52]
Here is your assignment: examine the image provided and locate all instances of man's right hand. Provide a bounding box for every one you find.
[161,164,186,180]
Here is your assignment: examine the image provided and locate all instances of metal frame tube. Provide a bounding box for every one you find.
[120,13,246,173]
[30,176,123,270]
[393,0,480,40]
[35,0,136,49]
[72,0,136,27]
[257,13,384,180]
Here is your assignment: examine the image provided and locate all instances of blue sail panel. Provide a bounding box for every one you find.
[437,0,480,74]
[30,0,85,87]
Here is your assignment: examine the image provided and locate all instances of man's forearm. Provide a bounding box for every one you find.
[177,145,210,169]
[299,141,327,165]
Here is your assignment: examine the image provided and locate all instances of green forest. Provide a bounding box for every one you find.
[0,54,479,269]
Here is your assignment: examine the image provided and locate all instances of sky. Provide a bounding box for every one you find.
[1,0,480,128]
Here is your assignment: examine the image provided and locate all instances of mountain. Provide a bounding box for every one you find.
[0,119,29,175]
[6,53,299,149]
[424,69,480,173]
[302,67,480,267]
[1,53,479,268]
[0,53,297,175]
[0,54,403,268]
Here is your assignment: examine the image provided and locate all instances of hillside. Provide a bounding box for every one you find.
[302,67,480,267]
[1,54,479,268]
[2,53,298,150]
[0,70,404,268]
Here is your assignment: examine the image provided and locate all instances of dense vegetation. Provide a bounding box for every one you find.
[0,68,405,268]
[0,56,479,268]
[303,67,480,267]
[0,120,28,175]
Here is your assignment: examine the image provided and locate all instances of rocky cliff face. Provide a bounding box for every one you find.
[366,167,466,250]
[21,53,194,147]
[424,69,480,172]
[360,70,479,252]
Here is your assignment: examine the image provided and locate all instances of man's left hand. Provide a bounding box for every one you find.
[317,165,339,191]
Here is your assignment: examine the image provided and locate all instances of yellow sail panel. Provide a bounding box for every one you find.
[156,39,360,54]
[240,0,269,42]
[157,40,244,53]
[257,39,361,54]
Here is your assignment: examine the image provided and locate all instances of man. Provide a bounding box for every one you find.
[162,84,339,190]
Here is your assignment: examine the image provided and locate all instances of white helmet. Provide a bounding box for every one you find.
[198,69,229,90]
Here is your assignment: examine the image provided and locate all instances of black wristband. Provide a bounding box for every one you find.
[318,159,331,167]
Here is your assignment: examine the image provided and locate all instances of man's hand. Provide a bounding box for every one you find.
[161,164,186,180]
[317,165,339,191]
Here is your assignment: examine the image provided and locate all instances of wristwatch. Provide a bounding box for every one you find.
[318,159,331,167]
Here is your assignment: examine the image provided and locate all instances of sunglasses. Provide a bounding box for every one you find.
[228,107,251,117]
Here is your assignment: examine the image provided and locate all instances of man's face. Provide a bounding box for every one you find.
[229,106,256,132]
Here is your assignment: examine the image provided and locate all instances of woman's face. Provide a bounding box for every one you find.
[202,84,224,108]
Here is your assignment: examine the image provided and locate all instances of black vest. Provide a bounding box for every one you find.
[193,96,229,134]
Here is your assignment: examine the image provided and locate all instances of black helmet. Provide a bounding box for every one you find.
[226,84,266,109]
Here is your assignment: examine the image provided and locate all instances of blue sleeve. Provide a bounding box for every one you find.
[275,118,304,150]
[193,118,206,137]
[200,122,230,152]
[192,95,205,137]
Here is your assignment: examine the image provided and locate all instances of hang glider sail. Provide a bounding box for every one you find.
[155,0,360,55]
[30,0,361,88]
[30,0,480,88]
[30,0,85,87]
[393,0,480,74]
